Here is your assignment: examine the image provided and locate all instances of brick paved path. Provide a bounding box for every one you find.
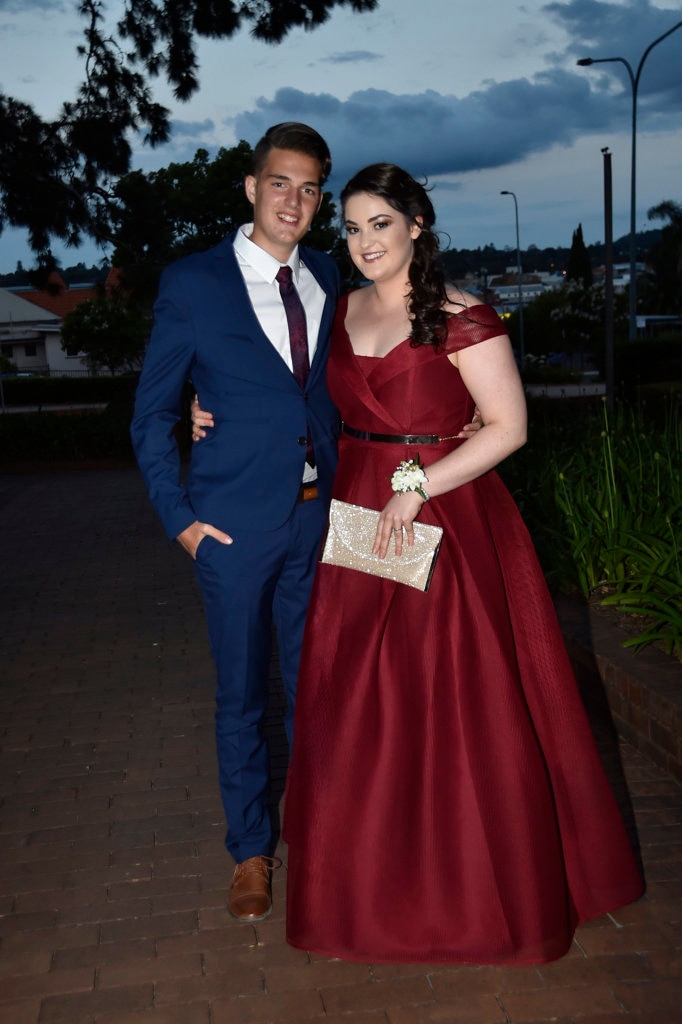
[0,469,680,1024]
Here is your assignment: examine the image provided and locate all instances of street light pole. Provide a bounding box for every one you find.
[578,20,682,342]
[500,190,525,364]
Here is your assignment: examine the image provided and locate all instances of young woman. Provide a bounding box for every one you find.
[283,164,642,964]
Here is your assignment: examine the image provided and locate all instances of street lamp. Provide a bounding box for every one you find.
[500,190,525,364]
[578,20,682,341]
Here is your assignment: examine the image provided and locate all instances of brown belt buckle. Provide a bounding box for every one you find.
[298,483,319,503]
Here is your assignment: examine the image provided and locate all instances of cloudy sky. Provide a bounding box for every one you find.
[0,0,680,270]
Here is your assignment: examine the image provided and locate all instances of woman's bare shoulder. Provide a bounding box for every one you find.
[443,286,481,315]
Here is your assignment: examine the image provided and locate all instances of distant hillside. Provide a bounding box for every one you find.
[440,229,662,279]
[0,262,107,288]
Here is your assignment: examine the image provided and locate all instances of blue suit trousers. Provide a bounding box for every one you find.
[193,495,328,861]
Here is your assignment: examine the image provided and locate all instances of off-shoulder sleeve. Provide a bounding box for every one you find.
[444,303,507,354]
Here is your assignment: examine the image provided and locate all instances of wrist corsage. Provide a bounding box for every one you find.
[391,453,430,502]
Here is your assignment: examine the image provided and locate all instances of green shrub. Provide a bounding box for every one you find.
[1,374,138,406]
[501,395,682,657]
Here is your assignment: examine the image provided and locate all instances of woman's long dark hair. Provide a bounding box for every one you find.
[340,163,456,349]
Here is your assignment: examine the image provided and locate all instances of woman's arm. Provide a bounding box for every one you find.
[374,332,526,557]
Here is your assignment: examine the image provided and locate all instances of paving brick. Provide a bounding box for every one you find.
[95,1006,211,1024]
[574,920,675,955]
[0,951,52,979]
[211,988,325,1023]
[387,998,508,1024]
[499,982,623,1020]
[155,967,264,1004]
[613,977,682,1015]
[0,966,94,1004]
[58,897,153,926]
[321,976,434,1014]
[0,998,42,1024]
[155,925,258,957]
[99,910,198,944]
[96,951,201,988]
[52,939,156,970]
[37,981,154,1022]
[0,924,100,954]
[427,964,544,998]
[262,958,372,992]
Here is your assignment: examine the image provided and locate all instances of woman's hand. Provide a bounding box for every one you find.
[372,491,425,559]
[191,394,215,441]
[457,406,483,438]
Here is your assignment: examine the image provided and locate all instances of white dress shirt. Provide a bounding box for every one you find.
[234,224,326,480]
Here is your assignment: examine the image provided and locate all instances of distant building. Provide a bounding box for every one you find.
[0,270,118,375]
[0,287,87,374]
[486,267,564,310]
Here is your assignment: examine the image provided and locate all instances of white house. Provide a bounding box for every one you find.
[0,287,88,374]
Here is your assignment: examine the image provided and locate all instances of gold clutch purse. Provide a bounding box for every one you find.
[320,499,443,592]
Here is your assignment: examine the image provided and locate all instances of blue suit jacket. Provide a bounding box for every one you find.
[131,233,341,539]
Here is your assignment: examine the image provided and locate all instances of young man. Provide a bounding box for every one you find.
[131,123,341,921]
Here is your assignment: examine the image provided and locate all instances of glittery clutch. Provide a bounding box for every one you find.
[320,499,443,592]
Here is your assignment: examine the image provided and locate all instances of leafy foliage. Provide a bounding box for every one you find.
[0,0,376,255]
[61,298,150,374]
[502,398,682,657]
[565,223,593,288]
[640,200,682,316]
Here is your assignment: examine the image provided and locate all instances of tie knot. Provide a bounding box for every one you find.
[276,265,293,289]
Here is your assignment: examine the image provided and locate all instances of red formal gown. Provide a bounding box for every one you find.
[283,296,643,964]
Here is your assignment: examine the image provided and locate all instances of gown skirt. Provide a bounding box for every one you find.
[283,297,643,964]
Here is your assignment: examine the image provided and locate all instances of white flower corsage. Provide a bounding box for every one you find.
[391,454,430,502]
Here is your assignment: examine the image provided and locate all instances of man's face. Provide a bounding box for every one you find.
[245,148,324,262]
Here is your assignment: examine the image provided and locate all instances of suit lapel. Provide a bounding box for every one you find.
[215,236,301,389]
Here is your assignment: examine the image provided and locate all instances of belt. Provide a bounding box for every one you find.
[297,482,319,502]
[342,423,455,445]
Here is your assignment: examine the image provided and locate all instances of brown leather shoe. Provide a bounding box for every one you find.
[228,855,276,922]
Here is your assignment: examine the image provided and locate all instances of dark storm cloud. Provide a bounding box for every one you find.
[171,118,216,139]
[233,0,681,190]
[231,1,675,189]
[544,0,682,111]
[234,72,606,185]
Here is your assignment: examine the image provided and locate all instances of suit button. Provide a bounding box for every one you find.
[297,436,307,445]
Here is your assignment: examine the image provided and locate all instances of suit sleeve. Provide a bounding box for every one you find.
[130,266,198,540]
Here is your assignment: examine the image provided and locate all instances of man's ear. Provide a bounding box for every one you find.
[244,175,257,205]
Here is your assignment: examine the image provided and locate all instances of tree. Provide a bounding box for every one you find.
[565,223,593,288]
[61,298,150,374]
[641,199,682,315]
[0,0,377,256]
[107,143,343,304]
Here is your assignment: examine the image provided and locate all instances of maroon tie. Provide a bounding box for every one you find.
[276,265,315,466]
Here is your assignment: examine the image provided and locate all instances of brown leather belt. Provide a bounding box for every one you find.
[342,423,443,444]
[297,482,319,502]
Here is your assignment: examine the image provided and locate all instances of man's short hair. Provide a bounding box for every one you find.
[252,123,332,185]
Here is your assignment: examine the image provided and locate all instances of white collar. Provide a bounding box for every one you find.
[234,224,303,285]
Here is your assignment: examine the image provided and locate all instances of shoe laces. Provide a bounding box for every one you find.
[233,855,281,882]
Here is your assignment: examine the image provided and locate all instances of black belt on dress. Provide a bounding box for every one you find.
[342,423,450,445]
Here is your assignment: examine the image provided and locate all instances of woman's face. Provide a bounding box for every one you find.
[343,192,421,284]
